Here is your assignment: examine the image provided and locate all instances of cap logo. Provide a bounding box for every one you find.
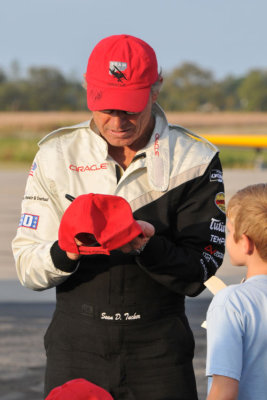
[109,61,127,82]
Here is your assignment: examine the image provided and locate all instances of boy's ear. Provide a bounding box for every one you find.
[242,234,254,255]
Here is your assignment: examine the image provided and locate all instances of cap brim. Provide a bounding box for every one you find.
[87,85,151,113]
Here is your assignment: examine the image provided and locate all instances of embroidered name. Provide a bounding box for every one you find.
[100,312,141,321]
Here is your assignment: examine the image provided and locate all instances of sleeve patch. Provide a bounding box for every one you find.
[19,213,39,229]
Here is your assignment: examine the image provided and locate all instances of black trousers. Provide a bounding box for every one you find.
[44,309,198,400]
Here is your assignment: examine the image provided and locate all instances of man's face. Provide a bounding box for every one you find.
[92,92,158,148]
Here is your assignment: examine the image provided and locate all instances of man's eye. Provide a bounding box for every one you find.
[125,111,138,115]
[100,110,138,116]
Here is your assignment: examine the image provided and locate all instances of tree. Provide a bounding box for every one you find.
[27,67,66,110]
[158,63,219,111]
[220,75,244,110]
[0,68,7,83]
[238,70,267,111]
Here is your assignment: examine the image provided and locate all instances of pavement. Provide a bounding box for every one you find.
[1,167,266,399]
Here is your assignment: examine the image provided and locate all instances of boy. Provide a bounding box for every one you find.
[206,183,267,400]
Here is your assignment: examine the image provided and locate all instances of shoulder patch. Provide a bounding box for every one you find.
[215,192,225,214]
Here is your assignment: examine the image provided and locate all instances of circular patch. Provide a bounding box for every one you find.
[215,192,225,213]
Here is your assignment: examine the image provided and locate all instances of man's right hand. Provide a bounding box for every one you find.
[66,220,155,259]
[118,220,155,254]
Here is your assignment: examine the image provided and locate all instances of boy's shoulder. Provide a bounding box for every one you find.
[209,275,267,313]
[208,282,246,313]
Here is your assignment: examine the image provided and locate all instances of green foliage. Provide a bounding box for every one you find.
[158,63,247,111]
[0,66,87,111]
[219,147,267,168]
[238,70,267,111]
[159,63,216,111]
[1,62,267,111]
[0,137,38,164]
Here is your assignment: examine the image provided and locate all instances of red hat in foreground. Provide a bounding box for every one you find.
[86,34,158,112]
[58,193,143,255]
[45,378,113,400]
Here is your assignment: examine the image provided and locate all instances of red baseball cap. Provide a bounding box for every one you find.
[45,378,113,400]
[86,34,159,112]
[58,193,143,255]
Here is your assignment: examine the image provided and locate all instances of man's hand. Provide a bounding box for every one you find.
[66,237,83,260]
[118,220,155,254]
[66,220,155,259]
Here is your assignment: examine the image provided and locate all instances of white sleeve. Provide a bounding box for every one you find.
[12,151,74,290]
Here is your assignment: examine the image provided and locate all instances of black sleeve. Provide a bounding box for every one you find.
[135,153,226,297]
[50,241,80,273]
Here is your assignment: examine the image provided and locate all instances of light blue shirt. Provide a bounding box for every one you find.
[206,275,267,400]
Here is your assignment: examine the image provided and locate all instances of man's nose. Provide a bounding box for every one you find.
[109,111,128,127]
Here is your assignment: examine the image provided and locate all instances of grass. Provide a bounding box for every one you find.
[0,111,267,169]
[0,136,266,169]
[219,147,267,169]
[0,137,39,165]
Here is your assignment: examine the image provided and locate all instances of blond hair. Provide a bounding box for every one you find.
[227,183,267,261]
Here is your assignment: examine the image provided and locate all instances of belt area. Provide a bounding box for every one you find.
[56,301,185,323]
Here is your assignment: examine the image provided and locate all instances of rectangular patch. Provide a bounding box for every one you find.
[19,213,39,229]
[210,169,223,183]
[29,161,37,177]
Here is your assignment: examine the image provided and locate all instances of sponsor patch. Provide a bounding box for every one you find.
[19,213,39,229]
[205,245,224,260]
[24,195,49,202]
[210,234,225,245]
[109,61,127,73]
[29,162,37,177]
[202,251,219,269]
[69,163,108,172]
[200,258,208,281]
[154,133,160,156]
[210,218,225,232]
[109,61,127,83]
[215,192,225,213]
[210,169,223,183]
[204,245,218,255]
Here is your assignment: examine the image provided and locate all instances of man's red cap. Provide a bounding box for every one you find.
[58,193,143,255]
[45,378,113,400]
[86,34,158,112]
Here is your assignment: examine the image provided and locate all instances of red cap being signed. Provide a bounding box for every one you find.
[45,378,113,400]
[58,193,143,255]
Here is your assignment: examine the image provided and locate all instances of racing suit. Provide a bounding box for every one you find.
[12,103,225,400]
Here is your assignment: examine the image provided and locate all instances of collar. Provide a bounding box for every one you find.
[89,103,171,191]
[144,103,170,191]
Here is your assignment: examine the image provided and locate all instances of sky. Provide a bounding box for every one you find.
[1,0,267,82]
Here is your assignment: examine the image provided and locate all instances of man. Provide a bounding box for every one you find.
[12,34,225,400]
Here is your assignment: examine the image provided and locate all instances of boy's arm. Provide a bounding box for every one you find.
[207,375,239,400]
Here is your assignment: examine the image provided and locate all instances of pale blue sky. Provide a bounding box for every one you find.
[1,0,267,81]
